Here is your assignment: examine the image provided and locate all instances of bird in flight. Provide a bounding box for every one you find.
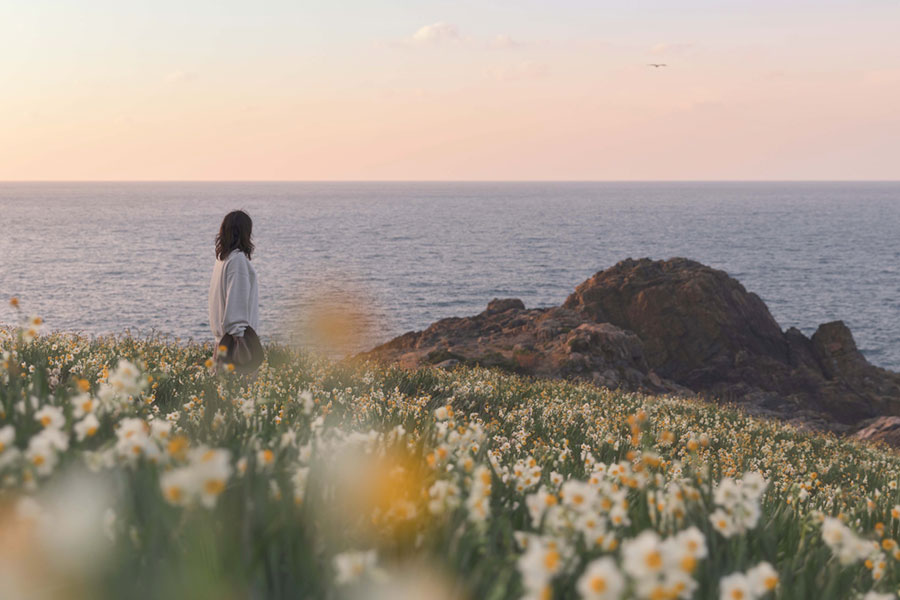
[647,63,668,68]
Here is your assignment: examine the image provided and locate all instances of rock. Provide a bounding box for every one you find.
[561,258,900,429]
[566,323,646,367]
[361,298,670,394]
[564,258,788,385]
[785,327,821,371]
[854,417,900,447]
[812,321,870,380]
[485,298,525,314]
[363,257,900,440]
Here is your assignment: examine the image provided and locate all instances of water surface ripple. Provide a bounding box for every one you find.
[1,182,898,370]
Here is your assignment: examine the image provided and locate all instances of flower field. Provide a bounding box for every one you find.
[2,309,900,599]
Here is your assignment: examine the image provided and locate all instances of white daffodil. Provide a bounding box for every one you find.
[710,508,737,538]
[108,359,144,396]
[746,561,778,596]
[192,447,232,508]
[115,418,151,461]
[428,479,461,515]
[622,530,665,580]
[71,392,97,418]
[74,413,100,441]
[333,549,379,585]
[576,556,624,600]
[517,537,565,594]
[26,431,64,476]
[719,572,752,600]
[34,405,65,430]
[149,419,172,442]
[160,467,196,506]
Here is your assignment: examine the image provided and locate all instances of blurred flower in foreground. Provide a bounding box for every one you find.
[22,315,44,343]
[343,563,466,600]
[709,472,767,538]
[160,446,232,508]
[289,283,379,358]
[718,561,778,600]
[822,517,880,566]
[576,557,624,600]
[334,550,382,585]
[0,470,115,600]
[318,431,426,542]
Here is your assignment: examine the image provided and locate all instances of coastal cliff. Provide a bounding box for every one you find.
[364,258,900,439]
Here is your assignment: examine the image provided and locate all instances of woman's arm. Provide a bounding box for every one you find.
[222,255,252,337]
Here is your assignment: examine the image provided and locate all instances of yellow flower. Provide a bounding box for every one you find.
[167,436,190,460]
[164,485,183,503]
[543,548,560,571]
[204,479,225,496]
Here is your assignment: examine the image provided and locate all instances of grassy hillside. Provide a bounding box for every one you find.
[1,316,900,600]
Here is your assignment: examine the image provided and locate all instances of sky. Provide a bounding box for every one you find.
[1,0,899,181]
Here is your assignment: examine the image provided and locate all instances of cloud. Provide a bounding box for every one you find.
[490,34,521,49]
[484,60,550,82]
[410,22,461,45]
[166,70,198,84]
[391,24,530,50]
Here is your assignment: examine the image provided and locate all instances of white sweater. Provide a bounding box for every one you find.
[208,249,259,340]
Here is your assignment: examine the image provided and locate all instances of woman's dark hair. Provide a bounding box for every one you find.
[215,210,254,260]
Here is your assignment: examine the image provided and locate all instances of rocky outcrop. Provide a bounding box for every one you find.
[364,258,900,437]
[366,301,687,395]
[563,258,789,384]
[854,417,900,447]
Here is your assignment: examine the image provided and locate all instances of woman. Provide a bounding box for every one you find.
[208,210,262,373]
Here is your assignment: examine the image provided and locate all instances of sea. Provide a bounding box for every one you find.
[1,182,898,371]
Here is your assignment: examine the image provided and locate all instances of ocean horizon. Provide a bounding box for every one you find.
[2,181,899,370]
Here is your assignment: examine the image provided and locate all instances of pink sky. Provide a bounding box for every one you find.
[1,1,898,180]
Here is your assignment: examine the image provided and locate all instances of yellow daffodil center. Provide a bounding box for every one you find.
[204,479,225,496]
[645,550,662,570]
[165,486,183,502]
[590,576,607,592]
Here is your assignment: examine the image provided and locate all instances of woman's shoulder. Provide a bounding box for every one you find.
[225,249,249,262]
[223,249,252,271]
